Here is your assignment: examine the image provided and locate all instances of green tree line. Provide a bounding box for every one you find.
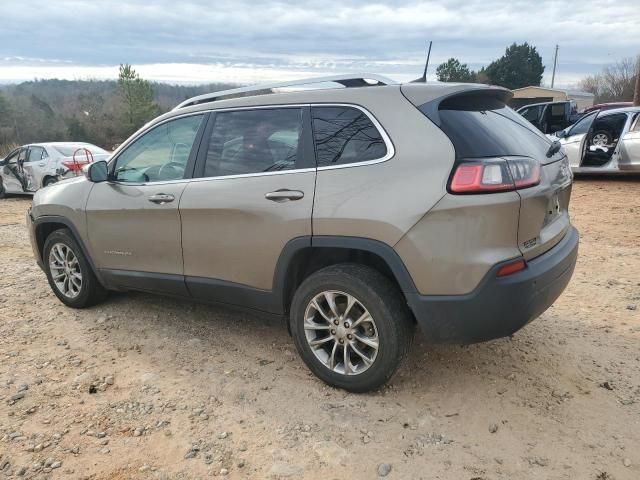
[0,64,235,155]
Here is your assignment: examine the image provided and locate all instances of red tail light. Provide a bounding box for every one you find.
[496,259,527,277]
[450,158,540,194]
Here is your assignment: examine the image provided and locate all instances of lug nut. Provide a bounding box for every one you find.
[331,329,336,335]
[347,334,353,340]
[333,319,339,325]
[339,339,344,344]
[344,322,350,328]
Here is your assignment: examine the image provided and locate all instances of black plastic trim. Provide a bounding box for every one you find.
[310,236,418,293]
[407,226,579,344]
[31,215,106,286]
[100,269,189,296]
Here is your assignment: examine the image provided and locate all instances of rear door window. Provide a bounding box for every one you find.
[427,95,552,160]
[311,106,387,167]
[203,108,302,177]
[27,146,45,162]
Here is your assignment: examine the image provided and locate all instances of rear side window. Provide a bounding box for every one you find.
[311,106,387,167]
[204,108,302,177]
[429,95,551,159]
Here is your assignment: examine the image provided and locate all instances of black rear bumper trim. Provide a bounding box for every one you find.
[407,226,579,344]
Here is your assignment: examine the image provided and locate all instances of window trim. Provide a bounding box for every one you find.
[107,103,394,185]
[310,103,395,171]
[190,103,394,181]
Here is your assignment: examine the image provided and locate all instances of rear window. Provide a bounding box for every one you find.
[54,145,108,156]
[425,95,552,160]
[311,106,387,167]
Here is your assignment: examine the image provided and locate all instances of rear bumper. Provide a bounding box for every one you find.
[406,226,579,344]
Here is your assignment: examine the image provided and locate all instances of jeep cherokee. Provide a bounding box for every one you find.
[27,74,579,392]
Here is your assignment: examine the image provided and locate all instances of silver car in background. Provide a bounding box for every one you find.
[0,142,110,197]
[552,107,640,174]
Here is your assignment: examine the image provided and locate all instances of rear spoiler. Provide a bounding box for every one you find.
[401,84,512,127]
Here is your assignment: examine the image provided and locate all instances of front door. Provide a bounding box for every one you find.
[560,111,597,169]
[1,148,26,193]
[180,107,315,312]
[85,113,206,294]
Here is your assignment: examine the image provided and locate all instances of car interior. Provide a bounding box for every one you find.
[582,113,628,167]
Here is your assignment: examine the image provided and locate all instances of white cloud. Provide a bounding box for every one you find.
[0,0,638,86]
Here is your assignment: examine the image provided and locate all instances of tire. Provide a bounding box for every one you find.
[591,130,611,147]
[290,264,414,392]
[0,178,6,199]
[43,228,108,308]
[43,176,58,187]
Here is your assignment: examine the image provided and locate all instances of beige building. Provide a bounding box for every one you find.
[510,86,595,112]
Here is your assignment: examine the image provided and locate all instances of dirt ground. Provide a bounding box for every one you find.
[0,178,639,480]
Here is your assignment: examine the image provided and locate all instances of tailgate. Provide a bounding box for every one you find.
[515,155,573,260]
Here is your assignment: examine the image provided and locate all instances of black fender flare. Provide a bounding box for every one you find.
[272,235,418,313]
[32,215,106,286]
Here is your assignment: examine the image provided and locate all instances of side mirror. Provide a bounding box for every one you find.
[84,160,109,183]
[554,129,567,139]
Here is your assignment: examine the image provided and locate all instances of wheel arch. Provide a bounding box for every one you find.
[33,216,105,286]
[275,236,418,316]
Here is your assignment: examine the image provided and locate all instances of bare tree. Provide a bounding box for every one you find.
[580,57,639,103]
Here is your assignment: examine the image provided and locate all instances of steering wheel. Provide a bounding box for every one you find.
[158,161,185,180]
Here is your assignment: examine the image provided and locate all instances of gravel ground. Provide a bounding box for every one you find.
[0,178,639,480]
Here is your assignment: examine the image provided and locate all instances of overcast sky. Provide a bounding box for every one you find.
[1,0,638,87]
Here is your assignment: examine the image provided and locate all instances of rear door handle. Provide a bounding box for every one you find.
[148,193,175,204]
[265,189,304,202]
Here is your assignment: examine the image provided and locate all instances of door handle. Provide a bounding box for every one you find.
[265,189,304,202]
[148,193,175,204]
[38,163,45,167]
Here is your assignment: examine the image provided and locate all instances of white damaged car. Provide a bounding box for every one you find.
[551,107,640,174]
[0,142,110,197]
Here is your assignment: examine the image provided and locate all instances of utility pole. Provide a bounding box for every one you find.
[551,44,559,88]
[634,55,640,106]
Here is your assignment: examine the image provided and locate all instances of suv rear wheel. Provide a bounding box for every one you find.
[290,264,413,392]
[43,229,108,308]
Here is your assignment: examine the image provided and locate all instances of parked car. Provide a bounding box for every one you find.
[517,100,582,134]
[0,142,110,197]
[582,102,633,115]
[551,107,640,174]
[27,75,579,392]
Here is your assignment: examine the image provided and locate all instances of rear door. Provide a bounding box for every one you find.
[618,113,640,171]
[22,146,48,191]
[180,106,315,311]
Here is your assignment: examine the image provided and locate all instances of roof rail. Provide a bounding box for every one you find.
[173,73,396,110]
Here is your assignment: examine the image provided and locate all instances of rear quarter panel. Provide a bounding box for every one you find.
[312,87,455,246]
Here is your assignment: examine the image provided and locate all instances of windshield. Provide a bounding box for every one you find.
[53,145,108,156]
[425,95,552,160]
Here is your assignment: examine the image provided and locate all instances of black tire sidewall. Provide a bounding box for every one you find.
[290,265,411,392]
[43,229,99,308]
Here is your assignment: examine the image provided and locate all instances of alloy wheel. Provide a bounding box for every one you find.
[303,290,379,375]
[49,243,82,299]
[592,133,609,146]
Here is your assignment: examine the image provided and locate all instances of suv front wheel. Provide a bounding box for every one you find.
[290,264,413,392]
[43,229,108,308]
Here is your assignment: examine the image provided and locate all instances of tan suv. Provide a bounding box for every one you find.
[27,75,579,392]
